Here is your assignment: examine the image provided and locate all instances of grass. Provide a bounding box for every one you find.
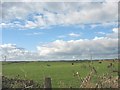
[2,60,119,88]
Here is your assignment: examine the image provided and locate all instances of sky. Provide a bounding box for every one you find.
[0,0,119,61]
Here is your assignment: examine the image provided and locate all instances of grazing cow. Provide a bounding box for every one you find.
[47,64,51,67]
[72,63,74,65]
[99,61,102,64]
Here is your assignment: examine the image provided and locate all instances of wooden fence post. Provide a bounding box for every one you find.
[44,77,52,90]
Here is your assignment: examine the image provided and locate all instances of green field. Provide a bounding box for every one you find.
[2,60,119,88]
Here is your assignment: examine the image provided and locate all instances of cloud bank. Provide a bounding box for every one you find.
[37,28,118,60]
[1,28,118,61]
[0,44,40,61]
[1,2,118,29]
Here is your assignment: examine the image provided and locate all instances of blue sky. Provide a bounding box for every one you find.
[2,24,116,51]
[0,0,119,60]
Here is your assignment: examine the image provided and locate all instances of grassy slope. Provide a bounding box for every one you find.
[2,61,118,88]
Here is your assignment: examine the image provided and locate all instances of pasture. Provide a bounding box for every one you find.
[2,60,119,88]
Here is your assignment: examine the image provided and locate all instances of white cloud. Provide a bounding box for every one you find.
[37,28,118,60]
[0,44,40,61]
[24,21,37,29]
[112,28,118,33]
[58,32,81,39]
[96,32,106,35]
[26,32,43,36]
[58,35,66,38]
[1,2,118,29]
[68,33,80,37]
[106,27,119,39]
[37,37,118,59]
